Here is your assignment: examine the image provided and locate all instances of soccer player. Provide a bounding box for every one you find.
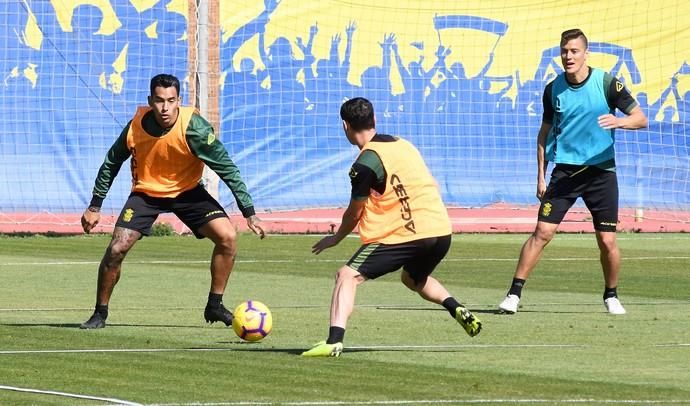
[302,97,482,357]
[498,29,648,315]
[79,74,265,329]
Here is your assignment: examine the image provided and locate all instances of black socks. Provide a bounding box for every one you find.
[207,292,223,308]
[442,297,463,317]
[95,304,108,319]
[508,278,526,297]
[327,326,345,344]
[603,287,618,300]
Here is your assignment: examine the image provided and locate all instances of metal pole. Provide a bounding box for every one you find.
[197,0,220,199]
[196,0,208,116]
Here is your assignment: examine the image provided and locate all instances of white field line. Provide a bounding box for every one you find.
[347,344,587,349]
[0,344,586,355]
[2,255,690,267]
[279,235,690,242]
[0,384,140,405]
[1,300,688,313]
[149,399,690,405]
[124,234,690,241]
[654,343,690,347]
[235,216,538,224]
[170,233,690,241]
[1,342,689,356]
[0,348,234,355]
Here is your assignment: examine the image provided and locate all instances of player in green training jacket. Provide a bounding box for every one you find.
[80,74,265,329]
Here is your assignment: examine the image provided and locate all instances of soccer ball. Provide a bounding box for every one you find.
[232,300,272,342]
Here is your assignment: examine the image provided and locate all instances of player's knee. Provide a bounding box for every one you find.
[106,243,131,265]
[202,218,236,248]
[215,234,237,256]
[335,266,362,285]
[597,234,618,254]
[533,226,556,245]
[400,271,419,291]
[334,266,351,282]
[208,223,237,251]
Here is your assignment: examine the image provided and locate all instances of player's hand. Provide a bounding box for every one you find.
[246,215,266,239]
[598,114,619,130]
[81,207,100,234]
[312,235,339,255]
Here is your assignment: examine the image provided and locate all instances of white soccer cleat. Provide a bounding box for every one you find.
[604,297,627,315]
[498,294,520,314]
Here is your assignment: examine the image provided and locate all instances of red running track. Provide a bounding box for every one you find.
[1,205,688,235]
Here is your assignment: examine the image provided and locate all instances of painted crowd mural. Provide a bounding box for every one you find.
[1,1,688,214]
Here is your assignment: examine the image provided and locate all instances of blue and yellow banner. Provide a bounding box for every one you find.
[1,0,688,213]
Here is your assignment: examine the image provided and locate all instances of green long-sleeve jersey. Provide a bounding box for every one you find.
[90,110,255,217]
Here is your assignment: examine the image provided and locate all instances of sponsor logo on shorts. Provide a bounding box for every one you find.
[599,221,617,227]
[205,210,224,218]
[123,208,134,222]
[541,202,552,217]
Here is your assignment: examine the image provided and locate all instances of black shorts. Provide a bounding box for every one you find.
[115,184,228,238]
[346,235,451,283]
[538,164,619,232]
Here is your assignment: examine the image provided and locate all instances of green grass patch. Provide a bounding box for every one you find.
[1,233,689,404]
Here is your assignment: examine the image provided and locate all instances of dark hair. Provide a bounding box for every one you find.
[150,74,180,96]
[560,28,588,49]
[340,97,375,131]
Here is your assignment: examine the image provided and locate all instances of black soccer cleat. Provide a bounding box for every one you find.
[80,312,106,329]
[204,304,233,326]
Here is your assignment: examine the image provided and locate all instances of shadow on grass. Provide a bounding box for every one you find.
[0,322,212,329]
[217,343,469,355]
[496,308,601,314]
[375,306,504,315]
[376,306,596,315]
[0,322,84,328]
[216,346,305,355]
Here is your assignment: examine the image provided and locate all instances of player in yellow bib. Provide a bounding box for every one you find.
[79,74,265,329]
[302,98,481,357]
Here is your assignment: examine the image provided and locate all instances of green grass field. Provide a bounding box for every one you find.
[1,233,689,405]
